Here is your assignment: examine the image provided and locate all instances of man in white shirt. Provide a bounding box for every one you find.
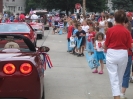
[107,13,115,24]
[31,11,38,22]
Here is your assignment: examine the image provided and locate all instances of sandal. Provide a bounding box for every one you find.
[99,71,103,74]
[92,70,98,73]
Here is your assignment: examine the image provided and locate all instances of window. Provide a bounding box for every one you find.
[12,0,15,2]
[18,7,20,11]
[21,7,23,11]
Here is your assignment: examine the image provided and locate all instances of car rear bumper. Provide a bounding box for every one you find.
[0,98,26,99]
[35,31,44,35]
[0,75,43,99]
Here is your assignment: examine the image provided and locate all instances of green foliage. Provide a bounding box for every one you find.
[86,0,108,12]
[25,0,108,13]
[112,0,133,11]
[25,0,44,13]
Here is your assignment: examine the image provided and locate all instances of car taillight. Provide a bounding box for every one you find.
[24,35,29,37]
[20,63,32,74]
[3,63,16,75]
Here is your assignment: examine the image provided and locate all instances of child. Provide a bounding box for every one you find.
[76,24,86,57]
[58,19,64,35]
[95,27,99,34]
[93,33,105,74]
[87,26,96,53]
[70,23,78,55]
[67,21,74,52]
[104,21,113,39]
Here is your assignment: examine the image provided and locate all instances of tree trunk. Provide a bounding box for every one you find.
[0,0,3,13]
[66,9,69,16]
[83,0,86,19]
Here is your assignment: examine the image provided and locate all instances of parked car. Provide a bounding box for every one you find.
[29,19,44,39]
[0,22,37,47]
[0,34,50,99]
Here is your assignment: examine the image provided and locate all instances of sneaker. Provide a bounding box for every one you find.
[120,94,127,99]
[92,70,98,73]
[129,77,133,83]
[77,54,81,57]
[81,53,84,56]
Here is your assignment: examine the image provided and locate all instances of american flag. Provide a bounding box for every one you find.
[45,54,53,69]
[42,53,53,70]
[29,8,33,14]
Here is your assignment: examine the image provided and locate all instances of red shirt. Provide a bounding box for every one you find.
[105,25,132,49]
[19,14,25,21]
[14,19,19,22]
[5,19,10,23]
[67,25,73,38]
[88,31,96,43]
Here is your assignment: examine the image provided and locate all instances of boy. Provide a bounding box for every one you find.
[76,24,86,57]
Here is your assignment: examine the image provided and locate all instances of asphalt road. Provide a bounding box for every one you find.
[37,28,133,99]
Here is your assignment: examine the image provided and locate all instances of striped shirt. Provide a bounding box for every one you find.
[58,22,64,28]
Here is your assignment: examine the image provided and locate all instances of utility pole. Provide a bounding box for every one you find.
[83,0,86,19]
[0,0,3,13]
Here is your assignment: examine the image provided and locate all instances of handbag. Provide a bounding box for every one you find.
[84,50,100,69]
[77,37,83,49]
[86,40,94,53]
[70,36,75,48]
[59,28,63,35]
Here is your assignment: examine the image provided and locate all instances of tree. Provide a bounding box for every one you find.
[25,0,45,13]
[25,0,108,14]
[112,0,133,11]
[86,0,108,13]
[83,0,86,18]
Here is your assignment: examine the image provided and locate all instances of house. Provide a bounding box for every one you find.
[3,0,26,14]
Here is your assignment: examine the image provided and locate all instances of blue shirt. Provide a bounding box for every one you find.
[73,29,78,35]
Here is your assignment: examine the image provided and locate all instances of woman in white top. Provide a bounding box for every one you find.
[99,16,106,34]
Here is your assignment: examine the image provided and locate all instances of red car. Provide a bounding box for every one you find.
[0,22,37,47]
[0,34,50,99]
[29,21,44,39]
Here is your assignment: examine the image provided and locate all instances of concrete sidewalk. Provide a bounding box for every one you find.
[39,29,133,99]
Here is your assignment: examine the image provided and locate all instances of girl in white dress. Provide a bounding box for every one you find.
[93,33,105,74]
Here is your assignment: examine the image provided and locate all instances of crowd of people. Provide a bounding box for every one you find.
[0,12,26,22]
[50,11,133,99]
[0,11,46,23]
[0,10,133,99]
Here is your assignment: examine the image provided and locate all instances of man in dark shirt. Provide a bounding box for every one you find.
[76,25,86,56]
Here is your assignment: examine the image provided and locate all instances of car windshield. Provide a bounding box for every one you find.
[0,24,30,32]
[0,36,32,52]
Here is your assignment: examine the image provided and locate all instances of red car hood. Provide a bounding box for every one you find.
[0,53,36,61]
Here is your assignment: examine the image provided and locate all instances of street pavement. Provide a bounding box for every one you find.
[37,28,133,99]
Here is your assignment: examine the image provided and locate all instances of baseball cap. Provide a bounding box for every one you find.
[127,12,132,17]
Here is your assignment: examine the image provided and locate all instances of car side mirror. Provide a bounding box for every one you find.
[39,46,50,52]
